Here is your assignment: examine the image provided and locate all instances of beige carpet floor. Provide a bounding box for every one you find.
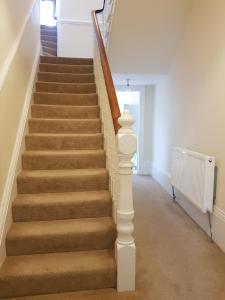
[10,175,225,300]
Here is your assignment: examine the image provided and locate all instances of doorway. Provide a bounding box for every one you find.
[116,90,141,173]
[40,0,57,26]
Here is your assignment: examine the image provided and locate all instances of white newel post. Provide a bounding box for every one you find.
[116,109,137,292]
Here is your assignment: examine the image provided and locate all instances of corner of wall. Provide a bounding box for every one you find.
[151,162,172,196]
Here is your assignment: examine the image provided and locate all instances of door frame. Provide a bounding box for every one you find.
[116,85,145,175]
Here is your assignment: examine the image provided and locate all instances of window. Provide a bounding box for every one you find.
[40,0,56,26]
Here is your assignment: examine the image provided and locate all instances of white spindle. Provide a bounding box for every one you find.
[116,109,137,292]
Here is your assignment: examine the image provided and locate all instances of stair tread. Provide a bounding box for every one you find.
[32,104,98,109]
[26,132,103,137]
[42,53,55,57]
[30,117,100,120]
[18,168,107,178]
[7,217,115,240]
[34,92,97,98]
[40,56,93,65]
[38,71,94,76]
[5,289,117,300]
[0,249,115,279]
[39,63,93,68]
[14,190,110,204]
[34,92,97,96]
[37,81,95,86]
[31,104,100,120]
[12,190,111,222]
[41,35,57,39]
[42,45,57,51]
[25,133,103,151]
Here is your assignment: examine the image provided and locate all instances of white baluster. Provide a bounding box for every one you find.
[116,109,137,292]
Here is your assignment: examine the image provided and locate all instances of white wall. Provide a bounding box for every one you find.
[58,0,102,57]
[152,0,225,250]
[0,0,40,266]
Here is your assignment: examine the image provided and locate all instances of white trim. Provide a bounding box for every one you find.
[58,19,92,26]
[0,0,37,91]
[0,44,40,266]
[212,206,225,252]
[58,19,100,26]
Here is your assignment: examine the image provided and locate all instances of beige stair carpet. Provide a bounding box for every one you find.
[0,55,116,299]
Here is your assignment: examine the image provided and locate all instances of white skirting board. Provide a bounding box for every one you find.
[0,44,40,267]
[151,162,225,253]
[212,207,225,252]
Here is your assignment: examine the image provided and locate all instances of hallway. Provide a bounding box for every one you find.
[7,176,225,300]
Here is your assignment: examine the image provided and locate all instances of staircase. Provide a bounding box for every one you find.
[0,56,117,298]
[41,25,57,56]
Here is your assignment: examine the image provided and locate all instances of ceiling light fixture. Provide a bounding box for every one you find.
[126,78,131,91]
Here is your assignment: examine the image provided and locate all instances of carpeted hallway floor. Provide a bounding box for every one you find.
[8,175,225,300]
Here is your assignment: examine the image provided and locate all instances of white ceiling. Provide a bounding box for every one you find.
[108,0,192,74]
[113,73,165,86]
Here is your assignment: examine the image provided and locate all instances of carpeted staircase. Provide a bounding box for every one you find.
[0,56,117,299]
[41,25,57,56]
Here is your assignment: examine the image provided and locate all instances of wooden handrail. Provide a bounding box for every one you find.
[92,2,121,133]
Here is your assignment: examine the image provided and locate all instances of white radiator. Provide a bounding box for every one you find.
[171,148,215,213]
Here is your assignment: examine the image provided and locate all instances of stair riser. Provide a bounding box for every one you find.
[12,200,112,222]
[0,270,116,298]
[22,153,106,170]
[25,135,103,150]
[31,105,99,119]
[41,35,57,43]
[34,93,98,106]
[41,25,57,30]
[29,120,101,134]
[41,40,57,49]
[36,82,96,94]
[40,56,93,65]
[42,46,57,56]
[41,30,57,36]
[42,52,55,57]
[37,73,95,83]
[39,64,93,74]
[17,174,109,194]
[6,229,116,256]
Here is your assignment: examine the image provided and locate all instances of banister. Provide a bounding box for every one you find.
[92,2,121,133]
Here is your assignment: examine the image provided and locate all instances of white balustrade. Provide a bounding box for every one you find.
[116,110,137,292]
[93,14,136,291]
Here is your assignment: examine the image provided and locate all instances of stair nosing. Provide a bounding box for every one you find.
[34,91,97,96]
[29,117,101,121]
[18,168,108,176]
[36,81,96,86]
[37,71,94,76]
[23,149,105,155]
[7,216,115,238]
[31,104,99,109]
[39,63,94,68]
